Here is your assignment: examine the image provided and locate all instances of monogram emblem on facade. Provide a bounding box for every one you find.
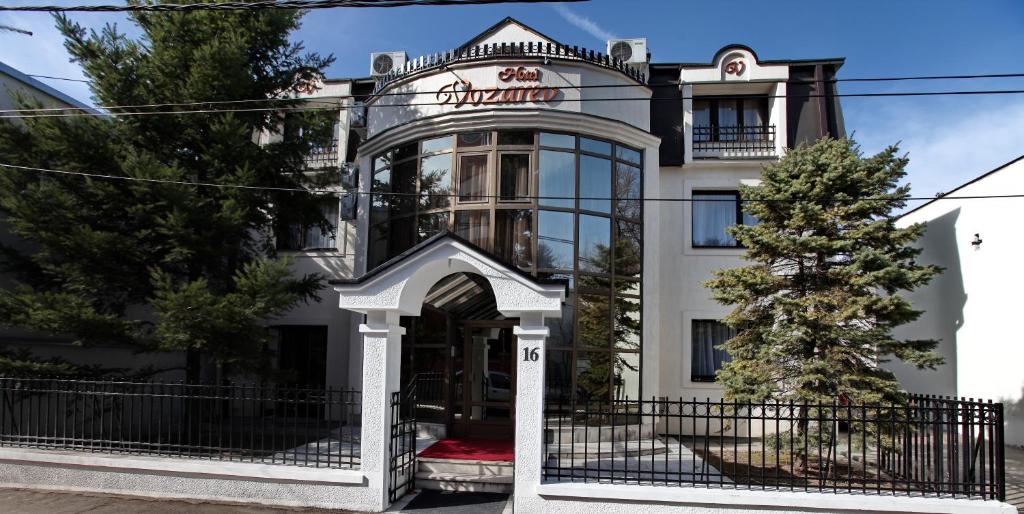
[725,60,746,76]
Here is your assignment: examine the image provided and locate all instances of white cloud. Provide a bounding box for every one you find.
[550,4,617,43]
[848,96,1024,201]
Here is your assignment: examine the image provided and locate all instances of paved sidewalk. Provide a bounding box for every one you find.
[0,488,351,514]
[1006,445,1024,513]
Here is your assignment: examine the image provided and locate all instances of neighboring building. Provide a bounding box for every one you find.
[887,155,1024,446]
[0,60,90,114]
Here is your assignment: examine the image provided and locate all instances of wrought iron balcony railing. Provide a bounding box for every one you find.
[371,41,646,96]
[305,140,340,169]
[693,125,777,158]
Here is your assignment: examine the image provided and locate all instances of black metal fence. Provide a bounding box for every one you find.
[388,386,417,502]
[0,377,361,468]
[543,395,1004,500]
[304,140,340,169]
[693,125,776,154]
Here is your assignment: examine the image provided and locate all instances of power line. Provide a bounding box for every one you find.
[16,71,1024,89]
[25,74,89,83]
[7,71,1024,116]
[4,88,1024,119]
[0,0,584,13]
[3,162,1023,204]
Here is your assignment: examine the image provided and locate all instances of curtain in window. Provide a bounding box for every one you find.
[692,193,738,247]
[691,320,735,381]
[458,154,488,202]
[303,201,339,250]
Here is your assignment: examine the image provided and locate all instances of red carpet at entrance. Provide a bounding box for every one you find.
[418,438,514,461]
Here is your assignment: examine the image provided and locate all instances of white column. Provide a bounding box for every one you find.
[682,83,694,164]
[358,310,404,512]
[513,312,548,513]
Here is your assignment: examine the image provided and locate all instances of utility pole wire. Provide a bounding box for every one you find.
[0,0,586,13]
[3,162,1024,204]
[4,89,1024,119]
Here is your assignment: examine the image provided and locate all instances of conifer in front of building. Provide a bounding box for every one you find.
[0,8,335,379]
[706,138,944,407]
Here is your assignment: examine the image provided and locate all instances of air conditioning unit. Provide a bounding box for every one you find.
[370,51,407,76]
[349,102,366,128]
[607,38,648,65]
[340,162,358,190]
[339,192,358,221]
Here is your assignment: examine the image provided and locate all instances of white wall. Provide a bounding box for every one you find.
[657,162,765,402]
[366,61,651,138]
[887,157,1024,445]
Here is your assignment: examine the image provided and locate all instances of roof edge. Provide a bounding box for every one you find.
[0,61,93,111]
[900,154,1024,218]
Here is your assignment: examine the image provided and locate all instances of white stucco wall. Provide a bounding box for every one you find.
[887,156,1024,446]
[366,61,651,138]
[657,162,766,402]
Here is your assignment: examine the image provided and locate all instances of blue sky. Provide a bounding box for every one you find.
[1,0,1023,200]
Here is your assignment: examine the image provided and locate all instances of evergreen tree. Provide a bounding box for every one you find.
[706,138,943,406]
[0,5,336,380]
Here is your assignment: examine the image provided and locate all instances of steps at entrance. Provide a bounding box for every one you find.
[545,422,657,444]
[545,439,668,463]
[415,457,514,493]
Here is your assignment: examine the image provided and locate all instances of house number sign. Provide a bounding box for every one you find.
[523,347,540,362]
[436,67,561,108]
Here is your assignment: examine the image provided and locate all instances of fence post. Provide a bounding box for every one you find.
[513,313,549,513]
[994,402,1005,501]
[358,310,405,512]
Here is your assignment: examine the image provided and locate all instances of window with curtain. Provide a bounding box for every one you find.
[691,97,770,141]
[498,153,530,201]
[691,320,735,382]
[278,200,339,251]
[458,154,488,202]
[692,190,757,248]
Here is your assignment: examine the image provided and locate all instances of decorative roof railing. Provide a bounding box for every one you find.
[371,41,647,96]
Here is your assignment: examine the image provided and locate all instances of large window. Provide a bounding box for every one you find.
[691,320,734,382]
[693,97,770,145]
[277,200,339,251]
[691,190,757,248]
[370,130,643,402]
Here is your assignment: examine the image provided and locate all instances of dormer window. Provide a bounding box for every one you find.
[693,97,769,141]
[692,96,774,158]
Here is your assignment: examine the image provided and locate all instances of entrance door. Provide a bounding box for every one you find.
[451,322,516,438]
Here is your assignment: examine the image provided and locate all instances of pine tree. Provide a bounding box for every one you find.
[0,6,336,380]
[706,138,943,407]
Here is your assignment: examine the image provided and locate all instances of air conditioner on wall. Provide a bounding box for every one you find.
[607,38,648,65]
[349,102,367,129]
[340,162,358,190]
[369,52,408,76]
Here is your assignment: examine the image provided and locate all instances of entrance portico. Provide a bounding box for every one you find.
[331,232,565,510]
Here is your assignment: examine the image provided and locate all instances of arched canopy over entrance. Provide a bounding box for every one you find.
[330,231,566,319]
[329,232,564,506]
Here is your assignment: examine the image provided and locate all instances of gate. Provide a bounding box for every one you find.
[388,385,417,502]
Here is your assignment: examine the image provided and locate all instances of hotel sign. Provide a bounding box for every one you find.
[436,67,561,108]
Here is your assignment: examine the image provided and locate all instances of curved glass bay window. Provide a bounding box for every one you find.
[370,131,643,402]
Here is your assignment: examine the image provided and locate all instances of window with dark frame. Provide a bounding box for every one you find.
[692,97,770,142]
[369,130,644,404]
[277,199,340,251]
[690,320,735,382]
[691,190,756,248]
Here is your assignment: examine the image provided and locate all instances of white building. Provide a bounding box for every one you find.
[278,17,848,410]
[0,20,1013,514]
[887,155,1024,447]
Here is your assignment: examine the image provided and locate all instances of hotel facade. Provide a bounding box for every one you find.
[0,18,1012,514]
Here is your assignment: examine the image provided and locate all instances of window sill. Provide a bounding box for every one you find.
[278,249,346,258]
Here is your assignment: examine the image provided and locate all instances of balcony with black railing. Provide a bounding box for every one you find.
[693,125,777,159]
[305,140,340,169]
[371,41,646,96]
